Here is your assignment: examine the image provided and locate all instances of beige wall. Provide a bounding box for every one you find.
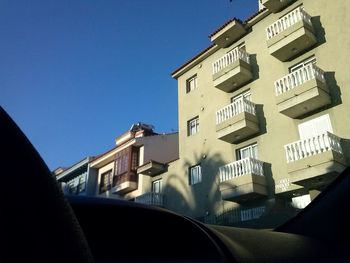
[138,133,179,165]
[163,0,350,220]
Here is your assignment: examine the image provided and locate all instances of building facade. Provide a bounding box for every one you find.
[89,123,179,207]
[159,0,350,227]
[56,157,98,197]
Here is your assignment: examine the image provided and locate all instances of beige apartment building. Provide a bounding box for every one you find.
[156,0,350,227]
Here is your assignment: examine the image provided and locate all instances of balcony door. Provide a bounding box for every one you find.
[151,179,163,205]
[298,114,333,140]
[237,143,258,160]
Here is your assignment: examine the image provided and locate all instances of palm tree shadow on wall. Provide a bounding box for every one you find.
[161,151,279,228]
[162,152,226,220]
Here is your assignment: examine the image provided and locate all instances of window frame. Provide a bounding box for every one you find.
[298,114,333,140]
[67,172,87,195]
[186,74,198,93]
[189,164,202,185]
[237,143,258,160]
[230,90,251,104]
[289,56,316,73]
[99,169,113,194]
[114,146,139,177]
[152,179,163,193]
[77,173,86,193]
[187,116,199,136]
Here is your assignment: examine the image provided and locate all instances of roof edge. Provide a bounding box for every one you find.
[171,44,217,79]
[56,157,91,180]
[171,7,269,79]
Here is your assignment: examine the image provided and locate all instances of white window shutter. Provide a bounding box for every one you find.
[298,114,333,139]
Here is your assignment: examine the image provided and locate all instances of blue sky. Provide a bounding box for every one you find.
[0,0,258,170]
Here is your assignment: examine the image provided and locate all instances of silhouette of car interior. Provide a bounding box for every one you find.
[1,106,348,262]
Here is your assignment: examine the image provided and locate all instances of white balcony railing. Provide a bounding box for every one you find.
[219,157,264,183]
[135,192,165,207]
[284,132,342,163]
[266,6,313,40]
[274,64,326,96]
[212,47,250,75]
[216,98,256,125]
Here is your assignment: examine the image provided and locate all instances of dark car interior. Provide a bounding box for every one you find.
[1,105,348,262]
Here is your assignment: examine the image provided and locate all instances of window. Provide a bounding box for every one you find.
[186,75,197,93]
[189,164,202,185]
[114,149,130,175]
[291,194,311,209]
[187,116,199,136]
[237,143,258,160]
[99,170,113,194]
[231,90,251,103]
[298,114,333,139]
[77,173,87,193]
[114,147,139,176]
[67,172,87,195]
[152,179,162,193]
[67,179,78,195]
[289,56,316,73]
[131,150,139,170]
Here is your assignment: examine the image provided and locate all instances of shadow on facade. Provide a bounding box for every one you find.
[264,162,275,198]
[295,72,341,120]
[340,139,350,165]
[256,104,267,135]
[312,16,326,46]
[250,54,260,81]
[325,72,342,107]
[163,152,226,220]
[161,152,284,229]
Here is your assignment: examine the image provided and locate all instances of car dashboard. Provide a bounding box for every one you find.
[69,196,346,263]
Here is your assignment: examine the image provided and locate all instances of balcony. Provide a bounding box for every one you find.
[266,7,317,61]
[261,0,294,13]
[285,132,346,189]
[210,19,246,48]
[212,48,252,92]
[135,192,165,207]
[216,98,259,143]
[137,160,166,177]
[275,64,331,118]
[111,172,138,194]
[219,158,268,202]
